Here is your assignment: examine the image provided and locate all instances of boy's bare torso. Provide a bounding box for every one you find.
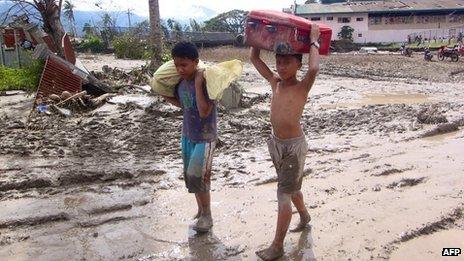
[270,78,308,139]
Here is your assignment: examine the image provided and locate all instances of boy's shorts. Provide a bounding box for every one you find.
[181,136,216,193]
[267,133,308,194]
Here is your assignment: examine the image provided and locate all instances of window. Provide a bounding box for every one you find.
[327,16,334,21]
[338,17,351,23]
[369,16,382,25]
[310,17,321,21]
[358,33,363,37]
[356,17,364,22]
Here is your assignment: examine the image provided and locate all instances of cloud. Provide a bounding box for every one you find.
[74,0,298,18]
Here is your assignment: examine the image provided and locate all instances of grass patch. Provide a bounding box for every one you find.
[0,60,44,92]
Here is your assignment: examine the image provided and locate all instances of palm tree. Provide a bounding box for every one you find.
[63,0,76,36]
[148,0,163,70]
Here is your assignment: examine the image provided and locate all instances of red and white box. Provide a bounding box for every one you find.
[244,10,332,55]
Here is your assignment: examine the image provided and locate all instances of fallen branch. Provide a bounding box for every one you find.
[55,90,87,106]
[91,93,117,106]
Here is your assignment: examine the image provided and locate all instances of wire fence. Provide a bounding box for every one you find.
[407,25,464,45]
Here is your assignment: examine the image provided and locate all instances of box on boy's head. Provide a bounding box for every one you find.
[243,10,332,55]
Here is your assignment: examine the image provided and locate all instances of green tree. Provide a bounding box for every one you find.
[305,0,318,3]
[99,12,118,48]
[338,25,354,41]
[203,9,248,33]
[189,19,202,32]
[63,0,76,36]
[82,22,93,37]
[133,20,150,38]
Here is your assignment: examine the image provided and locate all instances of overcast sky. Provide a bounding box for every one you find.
[74,0,302,17]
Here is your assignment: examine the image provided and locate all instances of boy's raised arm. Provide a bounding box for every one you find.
[301,24,321,92]
[250,47,276,83]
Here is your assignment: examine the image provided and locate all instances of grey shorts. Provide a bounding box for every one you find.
[267,133,308,194]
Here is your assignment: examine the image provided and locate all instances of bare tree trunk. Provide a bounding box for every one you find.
[148,0,163,71]
[36,0,65,57]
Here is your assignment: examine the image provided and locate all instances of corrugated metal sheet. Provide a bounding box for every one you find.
[1,28,27,48]
[296,4,353,15]
[296,0,464,15]
[36,56,82,100]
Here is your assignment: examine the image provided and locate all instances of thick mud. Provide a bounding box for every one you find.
[1,52,463,260]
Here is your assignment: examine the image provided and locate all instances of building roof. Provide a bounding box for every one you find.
[295,0,464,15]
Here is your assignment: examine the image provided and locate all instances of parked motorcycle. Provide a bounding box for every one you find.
[423,47,433,61]
[400,44,413,57]
[456,44,464,57]
[437,45,459,62]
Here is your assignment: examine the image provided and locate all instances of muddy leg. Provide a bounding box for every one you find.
[256,192,290,260]
[193,192,212,233]
[193,194,203,219]
[290,191,311,232]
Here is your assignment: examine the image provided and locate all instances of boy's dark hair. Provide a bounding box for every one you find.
[171,41,199,60]
[275,53,303,63]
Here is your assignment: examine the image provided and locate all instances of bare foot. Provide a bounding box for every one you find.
[256,245,284,261]
[193,215,213,233]
[290,212,311,232]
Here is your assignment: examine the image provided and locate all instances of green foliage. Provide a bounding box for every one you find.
[99,13,119,47]
[338,26,354,41]
[203,10,248,33]
[79,36,105,53]
[133,20,151,38]
[143,48,171,64]
[63,0,76,36]
[0,60,44,92]
[113,19,171,61]
[82,22,94,37]
[189,19,202,32]
[113,35,148,59]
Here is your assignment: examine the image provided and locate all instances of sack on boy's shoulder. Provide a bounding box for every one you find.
[150,59,243,100]
[204,59,243,100]
[149,60,206,97]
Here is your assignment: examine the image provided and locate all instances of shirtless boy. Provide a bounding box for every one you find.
[250,24,321,260]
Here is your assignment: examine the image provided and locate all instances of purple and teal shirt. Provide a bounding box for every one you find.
[175,79,217,143]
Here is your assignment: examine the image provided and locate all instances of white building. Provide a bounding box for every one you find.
[285,0,464,43]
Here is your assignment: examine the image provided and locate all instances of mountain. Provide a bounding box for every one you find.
[170,5,217,22]
[1,2,218,36]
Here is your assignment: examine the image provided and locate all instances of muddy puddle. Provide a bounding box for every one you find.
[390,229,464,261]
[421,130,461,142]
[321,92,429,109]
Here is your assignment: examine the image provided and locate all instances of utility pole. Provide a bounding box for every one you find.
[127,9,134,28]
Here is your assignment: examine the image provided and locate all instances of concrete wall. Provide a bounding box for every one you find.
[303,13,369,43]
[301,13,464,43]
